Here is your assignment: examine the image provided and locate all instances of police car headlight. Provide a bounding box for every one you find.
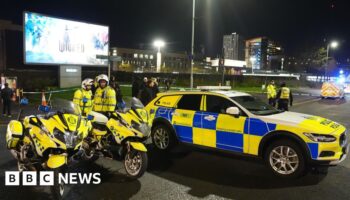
[304,133,336,142]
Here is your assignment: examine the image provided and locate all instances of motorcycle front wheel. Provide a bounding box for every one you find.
[124,149,148,179]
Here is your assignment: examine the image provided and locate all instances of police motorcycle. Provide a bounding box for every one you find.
[6,99,91,199]
[83,97,150,179]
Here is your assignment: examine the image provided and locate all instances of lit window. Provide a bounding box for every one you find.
[134,53,138,58]
[140,54,144,59]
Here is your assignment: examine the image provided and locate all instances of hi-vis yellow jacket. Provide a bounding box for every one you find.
[280,87,290,99]
[266,84,276,99]
[93,86,116,112]
[73,89,93,116]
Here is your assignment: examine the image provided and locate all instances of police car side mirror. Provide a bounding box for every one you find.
[226,107,240,117]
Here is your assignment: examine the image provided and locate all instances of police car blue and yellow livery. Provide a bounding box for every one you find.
[145,89,348,178]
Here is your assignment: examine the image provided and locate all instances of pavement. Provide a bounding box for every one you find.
[3,92,350,199]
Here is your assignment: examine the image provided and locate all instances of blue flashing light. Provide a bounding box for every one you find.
[337,77,345,84]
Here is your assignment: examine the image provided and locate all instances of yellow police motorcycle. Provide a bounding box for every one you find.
[83,97,150,179]
[6,99,91,199]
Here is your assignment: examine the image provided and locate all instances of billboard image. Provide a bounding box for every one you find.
[24,12,109,66]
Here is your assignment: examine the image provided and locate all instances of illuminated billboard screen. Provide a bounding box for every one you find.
[24,12,109,66]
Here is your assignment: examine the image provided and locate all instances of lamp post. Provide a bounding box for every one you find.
[325,41,338,78]
[154,40,165,73]
[190,0,195,89]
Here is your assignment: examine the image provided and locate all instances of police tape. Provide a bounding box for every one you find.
[22,88,78,94]
[20,85,322,97]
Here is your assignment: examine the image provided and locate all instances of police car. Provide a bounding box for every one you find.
[145,86,348,178]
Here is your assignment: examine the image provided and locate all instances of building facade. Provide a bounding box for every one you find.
[245,37,283,71]
[111,47,190,73]
[0,20,22,72]
[223,33,245,60]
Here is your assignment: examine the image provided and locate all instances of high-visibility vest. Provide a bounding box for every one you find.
[73,89,93,115]
[280,87,290,99]
[93,86,116,112]
[267,84,276,99]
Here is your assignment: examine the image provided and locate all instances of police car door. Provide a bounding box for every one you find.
[172,94,203,144]
[202,95,247,152]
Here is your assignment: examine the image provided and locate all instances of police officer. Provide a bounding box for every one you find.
[93,74,116,113]
[267,80,277,107]
[276,82,293,111]
[73,78,93,116]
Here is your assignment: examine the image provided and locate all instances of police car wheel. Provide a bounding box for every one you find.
[265,140,306,178]
[151,124,176,151]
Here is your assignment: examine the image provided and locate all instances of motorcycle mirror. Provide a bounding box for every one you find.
[131,97,144,109]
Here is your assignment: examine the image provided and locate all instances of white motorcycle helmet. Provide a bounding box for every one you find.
[96,74,109,85]
[82,78,94,90]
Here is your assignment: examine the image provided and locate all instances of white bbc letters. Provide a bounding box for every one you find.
[5,171,20,186]
[40,171,54,186]
[23,171,37,186]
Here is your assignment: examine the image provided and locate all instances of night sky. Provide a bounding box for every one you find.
[0,0,349,61]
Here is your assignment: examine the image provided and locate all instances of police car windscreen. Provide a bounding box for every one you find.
[231,96,282,115]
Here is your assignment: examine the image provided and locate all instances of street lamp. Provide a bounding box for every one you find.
[154,40,165,72]
[325,41,338,77]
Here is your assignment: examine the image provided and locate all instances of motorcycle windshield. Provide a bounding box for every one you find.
[131,97,144,109]
[50,99,82,116]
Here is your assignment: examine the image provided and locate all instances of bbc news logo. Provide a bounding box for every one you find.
[5,171,101,186]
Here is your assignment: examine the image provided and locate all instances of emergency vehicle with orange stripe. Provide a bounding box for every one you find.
[321,82,345,98]
[145,87,348,178]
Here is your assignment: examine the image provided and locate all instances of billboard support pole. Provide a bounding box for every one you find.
[96,55,121,79]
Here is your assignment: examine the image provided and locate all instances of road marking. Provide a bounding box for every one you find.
[293,98,320,106]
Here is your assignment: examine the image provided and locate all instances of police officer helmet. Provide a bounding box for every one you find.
[82,78,94,90]
[97,74,109,84]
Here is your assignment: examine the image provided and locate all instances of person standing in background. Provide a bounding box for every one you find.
[151,77,159,97]
[266,80,277,107]
[276,82,293,111]
[110,77,125,110]
[132,76,140,98]
[140,80,154,106]
[1,83,13,117]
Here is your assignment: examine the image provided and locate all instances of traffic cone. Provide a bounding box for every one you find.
[41,92,47,106]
